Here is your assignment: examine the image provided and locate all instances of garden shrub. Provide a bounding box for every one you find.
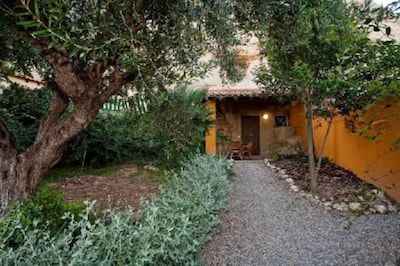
[0,84,51,151]
[63,112,140,166]
[135,89,212,168]
[0,155,231,265]
[0,85,210,169]
[64,88,212,168]
[0,186,85,248]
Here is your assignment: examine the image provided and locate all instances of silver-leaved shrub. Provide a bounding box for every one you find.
[0,155,231,265]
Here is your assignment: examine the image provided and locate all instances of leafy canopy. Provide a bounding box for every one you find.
[254,0,400,116]
[0,0,245,90]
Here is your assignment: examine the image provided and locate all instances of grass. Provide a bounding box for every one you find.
[42,165,120,183]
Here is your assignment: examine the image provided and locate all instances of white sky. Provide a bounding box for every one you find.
[374,0,395,6]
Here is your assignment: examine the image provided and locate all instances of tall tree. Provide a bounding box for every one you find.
[0,0,244,216]
[252,0,400,193]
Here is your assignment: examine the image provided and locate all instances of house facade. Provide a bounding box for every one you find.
[204,87,304,159]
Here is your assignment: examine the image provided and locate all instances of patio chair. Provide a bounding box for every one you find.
[229,142,243,160]
[242,141,252,158]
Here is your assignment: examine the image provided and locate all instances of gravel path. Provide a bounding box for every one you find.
[202,161,400,266]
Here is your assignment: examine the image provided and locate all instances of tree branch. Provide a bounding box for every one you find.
[35,89,69,141]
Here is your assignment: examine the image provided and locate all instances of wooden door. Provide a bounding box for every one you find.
[241,116,260,155]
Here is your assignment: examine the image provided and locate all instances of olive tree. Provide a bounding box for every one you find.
[0,0,244,215]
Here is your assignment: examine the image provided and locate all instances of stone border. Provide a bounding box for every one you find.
[264,159,400,215]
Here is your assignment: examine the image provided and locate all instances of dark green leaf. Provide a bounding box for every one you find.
[364,17,373,24]
[34,0,39,17]
[17,20,39,27]
[32,29,50,37]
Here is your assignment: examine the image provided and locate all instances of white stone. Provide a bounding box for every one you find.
[286,178,294,184]
[375,205,387,214]
[377,191,385,199]
[324,202,332,207]
[357,196,365,201]
[369,208,377,214]
[306,194,313,199]
[281,174,289,179]
[333,203,349,212]
[371,189,379,194]
[388,205,398,213]
[349,202,362,211]
[311,198,320,204]
[290,185,300,192]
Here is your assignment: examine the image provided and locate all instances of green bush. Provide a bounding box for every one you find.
[0,84,51,151]
[0,186,85,248]
[0,155,231,265]
[64,88,212,168]
[266,148,281,161]
[63,112,140,166]
[135,89,212,168]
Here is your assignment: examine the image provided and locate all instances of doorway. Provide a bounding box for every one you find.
[241,116,260,155]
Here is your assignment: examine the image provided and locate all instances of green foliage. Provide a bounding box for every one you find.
[282,154,332,167]
[254,0,400,116]
[135,88,212,168]
[0,155,231,265]
[63,112,138,166]
[64,88,212,168]
[266,148,281,161]
[0,84,51,151]
[0,186,85,248]
[255,0,366,115]
[1,0,245,88]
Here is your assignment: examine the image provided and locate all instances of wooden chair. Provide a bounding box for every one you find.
[229,142,243,160]
[242,141,252,158]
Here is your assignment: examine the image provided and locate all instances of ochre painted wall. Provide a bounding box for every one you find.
[291,101,400,203]
[289,103,307,149]
[205,100,217,155]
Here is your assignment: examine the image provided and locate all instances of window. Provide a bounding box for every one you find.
[274,115,288,127]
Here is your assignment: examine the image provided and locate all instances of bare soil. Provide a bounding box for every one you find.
[274,158,393,205]
[50,164,162,210]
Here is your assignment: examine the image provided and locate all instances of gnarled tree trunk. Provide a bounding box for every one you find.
[0,49,124,217]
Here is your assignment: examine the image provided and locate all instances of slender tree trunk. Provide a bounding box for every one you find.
[303,91,317,194]
[315,116,333,177]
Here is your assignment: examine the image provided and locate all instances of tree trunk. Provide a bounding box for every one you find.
[315,116,333,178]
[304,95,317,194]
[0,99,102,217]
[0,63,123,217]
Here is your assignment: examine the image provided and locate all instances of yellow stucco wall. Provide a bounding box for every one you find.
[289,103,307,149]
[291,101,400,203]
[205,100,217,155]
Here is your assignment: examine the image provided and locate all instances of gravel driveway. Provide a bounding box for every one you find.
[202,161,400,266]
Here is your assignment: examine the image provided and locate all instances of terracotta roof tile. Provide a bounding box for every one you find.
[205,87,263,97]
